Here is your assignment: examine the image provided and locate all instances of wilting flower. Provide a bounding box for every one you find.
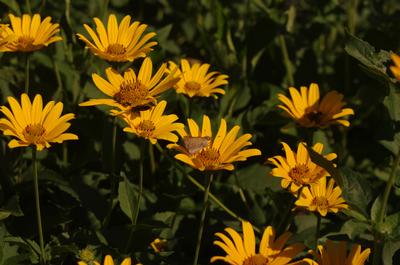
[268,142,337,194]
[1,14,62,52]
[168,115,261,171]
[277,83,354,128]
[0,93,78,150]
[80,57,179,115]
[78,255,131,265]
[168,59,228,98]
[122,101,183,144]
[295,177,348,216]
[390,53,400,81]
[77,14,157,62]
[303,240,371,265]
[211,221,305,265]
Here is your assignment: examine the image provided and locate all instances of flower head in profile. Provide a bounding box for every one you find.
[2,14,62,52]
[122,101,183,144]
[78,254,131,265]
[268,142,337,194]
[211,221,305,265]
[77,14,157,62]
[390,53,400,81]
[295,177,348,216]
[0,24,13,51]
[0,93,78,150]
[80,57,179,115]
[167,115,261,171]
[277,83,354,128]
[303,240,371,265]
[168,59,228,98]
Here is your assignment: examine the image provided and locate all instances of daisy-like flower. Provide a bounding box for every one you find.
[303,240,371,265]
[167,115,261,171]
[0,93,78,150]
[277,83,354,128]
[80,57,179,115]
[78,255,131,265]
[122,101,183,144]
[168,59,228,98]
[0,24,12,51]
[295,177,348,216]
[390,53,400,81]
[77,14,157,62]
[268,142,337,194]
[1,14,62,52]
[211,221,305,265]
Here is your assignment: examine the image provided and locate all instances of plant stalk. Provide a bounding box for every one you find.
[278,35,294,86]
[314,214,321,250]
[25,54,30,95]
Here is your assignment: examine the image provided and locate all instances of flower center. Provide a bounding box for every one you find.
[305,110,324,124]
[136,120,155,138]
[23,124,45,144]
[16,35,34,49]
[243,254,269,265]
[195,147,220,169]
[106,43,126,55]
[288,164,311,185]
[114,81,149,107]
[312,196,329,211]
[184,81,201,91]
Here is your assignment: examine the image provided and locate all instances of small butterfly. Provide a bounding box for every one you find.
[183,136,211,155]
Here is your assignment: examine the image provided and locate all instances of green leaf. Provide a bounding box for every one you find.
[0,0,20,15]
[371,195,383,223]
[0,196,23,221]
[383,240,400,265]
[341,219,370,240]
[118,174,137,223]
[380,212,400,239]
[383,83,400,122]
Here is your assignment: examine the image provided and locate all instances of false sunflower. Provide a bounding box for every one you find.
[295,177,348,216]
[0,93,78,150]
[268,142,337,194]
[78,255,131,265]
[0,24,12,51]
[122,101,183,144]
[167,115,261,171]
[390,53,400,81]
[303,240,371,265]
[79,57,179,115]
[277,83,354,128]
[77,14,157,62]
[2,14,62,52]
[211,221,305,265]
[168,59,228,98]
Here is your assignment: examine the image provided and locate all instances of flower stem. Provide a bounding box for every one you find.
[25,0,32,14]
[314,214,321,250]
[193,173,213,265]
[32,147,46,265]
[25,53,30,95]
[278,35,294,86]
[110,117,117,194]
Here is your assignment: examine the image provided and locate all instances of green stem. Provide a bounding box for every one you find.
[102,0,110,20]
[25,54,30,95]
[25,0,32,14]
[110,117,117,195]
[347,0,358,35]
[149,142,156,175]
[314,214,321,250]
[32,147,46,265]
[278,35,294,86]
[193,173,213,265]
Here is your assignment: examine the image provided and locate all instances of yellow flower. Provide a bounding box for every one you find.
[211,221,305,265]
[168,59,228,98]
[150,238,167,253]
[80,57,179,115]
[268,142,337,194]
[78,255,131,265]
[2,14,62,52]
[277,83,354,128]
[167,115,261,171]
[0,93,78,150]
[122,101,183,144]
[0,24,12,51]
[77,14,157,62]
[390,53,400,81]
[303,240,371,265]
[295,177,348,216]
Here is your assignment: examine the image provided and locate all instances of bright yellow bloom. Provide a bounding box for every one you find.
[295,177,348,216]
[211,221,305,265]
[122,101,183,144]
[0,24,13,51]
[277,83,354,128]
[168,59,228,98]
[167,115,261,171]
[77,14,157,62]
[0,93,78,150]
[78,255,131,265]
[2,14,62,52]
[268,142,337,194]
[390,53,400,81]
[80,57,179,115]
[150,238,167,253]
[303,240,371,265]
